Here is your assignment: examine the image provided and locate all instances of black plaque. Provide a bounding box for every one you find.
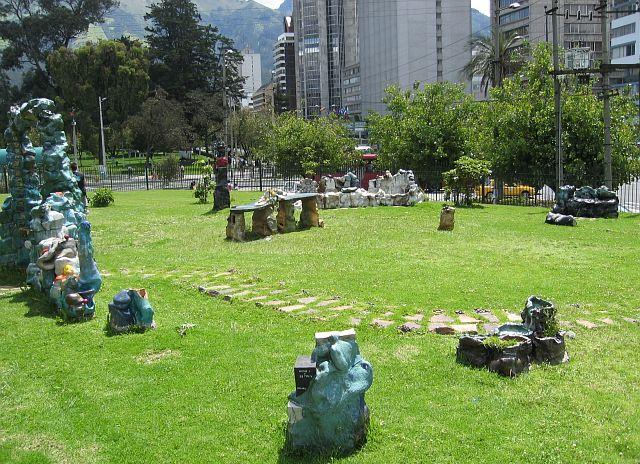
[294,355,316,396]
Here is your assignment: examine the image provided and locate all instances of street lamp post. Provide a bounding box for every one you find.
[71,110,78,164]
[98,96,107,167]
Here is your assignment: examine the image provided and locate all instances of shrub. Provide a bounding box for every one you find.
[157,154,181,182]
[194,162,214,204]
[443,156,491,206]
[482,336,519,350]
[90,188,114,208]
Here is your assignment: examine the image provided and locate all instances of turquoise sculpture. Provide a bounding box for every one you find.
[107,288,156,333]
[286,330,373,456]
[0,99,102,320]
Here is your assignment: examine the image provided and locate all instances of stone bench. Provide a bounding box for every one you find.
[226,193,322,242]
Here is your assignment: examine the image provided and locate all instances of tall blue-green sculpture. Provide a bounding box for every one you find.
[0,99,102,320]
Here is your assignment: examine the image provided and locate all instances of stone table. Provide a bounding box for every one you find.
[226,202,275,241]
[276,193,322,233]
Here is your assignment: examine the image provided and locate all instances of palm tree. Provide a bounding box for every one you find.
[462,32,529,96]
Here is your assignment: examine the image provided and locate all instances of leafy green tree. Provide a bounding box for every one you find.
[127,89,188,159]
[488,44,640,184]
[368,82,481,178]
[260,114,357,175]
[144,0,244,103]
[183,90,223,155]
[47,38,150,158]
[231,109,273,160]
[0,0,118,94]
[443,156,492,206]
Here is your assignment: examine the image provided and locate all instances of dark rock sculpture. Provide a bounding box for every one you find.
[107,289,155,333]
[545,212,576,226]
[552,185,618,218]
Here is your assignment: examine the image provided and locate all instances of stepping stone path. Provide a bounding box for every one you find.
[331,305,354,312]
[506,312,521,322]
[247,295,268,301]
[298,297,318,305]
[398,322,422,333]
[483,323,499,333]
[576,320,598,329]
[623,317,639,324]
[350,317,362,326]
[404,314,424,322]
[477,312,500,324]
[430,314,455,324]
[428,323,455,335]
[371,319,394,329]
[258,300,287,307]
[452,324,478,334]
[458,314,480,324]
[600,318,615,325]
[279,304,306,313]
[317,300,340,307]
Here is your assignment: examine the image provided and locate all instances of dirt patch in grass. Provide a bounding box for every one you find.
[135,349,180,365]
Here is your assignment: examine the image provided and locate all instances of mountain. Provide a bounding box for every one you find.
[472,8,490,38]
[96,0,287,85]
[278,0,292,14]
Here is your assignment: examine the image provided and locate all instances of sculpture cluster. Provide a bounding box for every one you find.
[108,289,156,333]
[0,99,102,320]
[456,296,568,377]
[549,185,619,224]
[297,170,425,209]
[286,329,373,456]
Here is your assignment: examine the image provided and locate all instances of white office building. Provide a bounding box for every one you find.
[611,2,639,99]
[241,49,262,108]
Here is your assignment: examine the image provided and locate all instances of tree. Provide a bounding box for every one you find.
[0,0,118,94]
[183,90,223,155]
[487,44,640,184]
[367,83,481,184]
[127,89,188,159]
[260,114,357,175]
[47,38,150,158]
[443,156,492,206]
[144,0,244,103]
[230,109,273,160]
[461,32,528,96]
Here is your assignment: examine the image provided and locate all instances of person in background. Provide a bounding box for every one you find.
[70,162,88,207]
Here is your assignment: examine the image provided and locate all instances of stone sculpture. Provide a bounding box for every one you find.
[213,167,230,211]
[107,289,155,333]
[286,329,373,456]
[552,185,618,218]
[438,205,455,231]
[0,99,102,320]
[315,170,424,209]
[545,212,577,227]
[456,296,568,377]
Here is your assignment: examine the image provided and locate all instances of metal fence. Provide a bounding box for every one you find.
[1,164,639,213]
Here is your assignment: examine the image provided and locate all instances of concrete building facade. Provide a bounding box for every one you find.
[358,0,472,116]
[273,17,297,113]
[241,49,262,108]
[610,1,639,99]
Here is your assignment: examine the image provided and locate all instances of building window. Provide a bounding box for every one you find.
[499,7,529,25]
[612,42,636,59]
[611,22,636,38]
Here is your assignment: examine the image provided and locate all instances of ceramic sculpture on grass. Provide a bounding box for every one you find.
[0,99,102,320]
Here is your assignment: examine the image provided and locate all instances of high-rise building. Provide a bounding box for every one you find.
[358,0,472,116]
[273,17,297,113]
[293,0,358,118]
[241,49,262,108]
[493,1,603,69]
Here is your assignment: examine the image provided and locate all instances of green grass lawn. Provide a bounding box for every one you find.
[1,190,639,463]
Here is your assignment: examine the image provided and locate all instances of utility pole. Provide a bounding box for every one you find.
[493,0,501,89]
[98,96,107,167]
[222,51,228,149]
[71,109,78,164]
[551,0,564,189]
[599,0,613,189]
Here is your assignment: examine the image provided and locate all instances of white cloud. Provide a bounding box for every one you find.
[472,0,490,15]
[253,0,284,8]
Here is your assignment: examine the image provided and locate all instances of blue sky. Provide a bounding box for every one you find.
[253,0,490,16]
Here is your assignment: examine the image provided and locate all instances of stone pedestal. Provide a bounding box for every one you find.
[299,197,322,228]
[252,206,276,237]
[278,200,297,233]
[438,206,455,231]
[226,212,246,241]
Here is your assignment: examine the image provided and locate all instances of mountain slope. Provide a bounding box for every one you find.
[472,8,490,37]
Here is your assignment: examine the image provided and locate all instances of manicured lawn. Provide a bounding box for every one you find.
[1,190,639,463]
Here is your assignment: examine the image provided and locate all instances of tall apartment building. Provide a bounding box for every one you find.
[293,0,358,118]
[273,17,297,113]
[610,0,639,98]
[358,0,472,116]
[241,49,262,108]
[493,1,603,68]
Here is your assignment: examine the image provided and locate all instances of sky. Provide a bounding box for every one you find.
[253,0,491,16]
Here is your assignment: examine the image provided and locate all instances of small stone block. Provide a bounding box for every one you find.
[262,300,287,307]
[428,323,455,335]
[214,271,234,278]
[315,329,356,345]
[398,322,421,333]
[331,305,354,312]
[430,314,455,323]
[298,297,318,305]
[371,319,394,329]
[506,312,522,322]
[350,317,362,326]
[600,318,615,325]
[478,313,500,323]
[225,290,252,299]
[247,295,268,301]
[452,324,478,334]
[270,289,286,295]
[458,314,480,323]
[279,304,306,313]
[483,323,499,334]
[404,314,424,322]
[623,317,639,324]
[317,300,340,307]
[576,320,598,329]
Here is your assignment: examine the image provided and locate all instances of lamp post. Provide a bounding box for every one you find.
[98,96,107,167]
[71,109,78,164]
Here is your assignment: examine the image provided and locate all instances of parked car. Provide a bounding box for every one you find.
[474,180,536,201]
